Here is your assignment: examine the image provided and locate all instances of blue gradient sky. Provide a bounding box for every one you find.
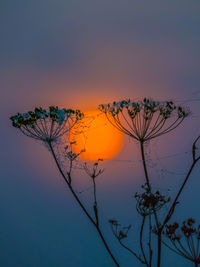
[1,1,200,266]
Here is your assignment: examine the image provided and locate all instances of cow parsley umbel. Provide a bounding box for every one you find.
[10,106,120,267]
[99,98,191,267]
[10,106,82,142]
[135,184,170,217]
[99,98,189,142]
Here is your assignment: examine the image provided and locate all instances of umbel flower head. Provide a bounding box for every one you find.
[135,184,170,216]
[10,106,83,142]
[164,218,200,264]
[99,98,189,142]
[83,159,104,179]
[109,219,131,241]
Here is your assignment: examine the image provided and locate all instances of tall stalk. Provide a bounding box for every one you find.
[140,141,161,267]
[48,141,120,267]
[140,215,149,266]
[139,140,200,267]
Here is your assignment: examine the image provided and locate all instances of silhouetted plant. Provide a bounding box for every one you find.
[99,98,188,143]
[109,219,146,264]
[10,100,200,267]
[135,184,170,217]
[164,218,200,266]
[10,106,82,142]
[99,98,200,266]
[83,159,104,226]
[10,106,120,267]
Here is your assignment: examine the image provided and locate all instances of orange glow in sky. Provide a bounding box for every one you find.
[70,110,123,161]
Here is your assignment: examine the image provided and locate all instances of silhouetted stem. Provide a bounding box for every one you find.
[162,158,200,228]
[92,177,99,226]
[118,240,145,264]
[157,231,162,267]
[158,138,200,267]
[140,216,149,266]
[157,153,200,266]
[140,141,160,267]
[140,141,150,189]
[110,223,145,264]
[48,142,94,223]
[148,215,153,266]
[48,141,120,267]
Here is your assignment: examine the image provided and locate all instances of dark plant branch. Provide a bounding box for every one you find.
[148,215,153,266]
[162,136,200,229]
[140,216,150,267]
[83,160,104,226]
[109,220,145,264]
[48,141,120,267]
[10,107,120,267]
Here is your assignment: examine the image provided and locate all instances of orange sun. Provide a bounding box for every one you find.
[70,110,123,161]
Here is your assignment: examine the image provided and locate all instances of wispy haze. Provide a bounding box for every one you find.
[1,1,200,266]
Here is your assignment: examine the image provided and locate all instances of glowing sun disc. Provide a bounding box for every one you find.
[70,110,123,161]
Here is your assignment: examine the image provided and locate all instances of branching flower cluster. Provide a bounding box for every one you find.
[83,159,104,179]
[99,98,189,142]
[164,218,200,265]
[109,219,147,264]
[135,184,170,216]
[109,219,131,241]
[83,160,104,226]
[10,106,83,142]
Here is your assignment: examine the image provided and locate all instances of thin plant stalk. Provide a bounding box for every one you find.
[10,106,120,266]
[48,141,120,267]
[92,176,99,226]
[148,215,153,266]
[140,141,161,266]
[109,220,145,264]
[99,99,189,266]
[158,136,200,266]
[140,215,149,266]
[139,135,200,267]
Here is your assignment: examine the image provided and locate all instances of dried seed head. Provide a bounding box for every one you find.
[135,184,170,216]
[99,98,189,142]
[10,106,83,142]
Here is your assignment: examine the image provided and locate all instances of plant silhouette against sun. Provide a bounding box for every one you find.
[10,106,120,267]
[99,98,200,267]
[10,100,200,267]
[83,159,104,226]
[99,98,188,143]
[10,106,82,142]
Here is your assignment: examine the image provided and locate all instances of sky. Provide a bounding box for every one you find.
[1,0,200,266]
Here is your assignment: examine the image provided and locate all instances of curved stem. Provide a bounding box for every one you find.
[118,240,145,264]
[48,141,95,224]
[158,138,200,267]
[162,157,200,228]
[48,141,120,267]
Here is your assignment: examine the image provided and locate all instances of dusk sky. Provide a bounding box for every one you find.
[1,1,200,266]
